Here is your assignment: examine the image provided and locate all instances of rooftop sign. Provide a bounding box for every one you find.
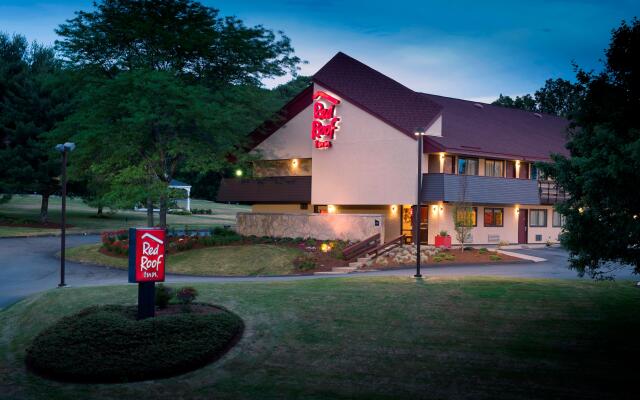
[311,91,341,149]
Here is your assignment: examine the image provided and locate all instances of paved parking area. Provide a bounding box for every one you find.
[0,236,637,309]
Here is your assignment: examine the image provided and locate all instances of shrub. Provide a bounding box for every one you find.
[295,254,317,271]
[439,230,448,237]
[155,284,174,309]
[489,254,502,261]
[176,286,199,305]
[478,247,488,254]
[25,305,243,383]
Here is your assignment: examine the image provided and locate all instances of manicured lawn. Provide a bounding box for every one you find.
[1,277,638,399]
[65,243,304,276]
[0,194,249,237]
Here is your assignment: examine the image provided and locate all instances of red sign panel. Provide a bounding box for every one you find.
[310,91,341,149]
[132,228,166,282]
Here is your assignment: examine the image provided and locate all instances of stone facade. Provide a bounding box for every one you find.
[236,212,384,241]
[253,158,312,177]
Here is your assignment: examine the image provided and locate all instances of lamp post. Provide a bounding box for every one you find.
[55,142,76,288]
[414,127,427,278]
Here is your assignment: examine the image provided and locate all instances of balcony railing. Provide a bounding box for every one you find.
[538,180,568,205]
[422,173,541,205]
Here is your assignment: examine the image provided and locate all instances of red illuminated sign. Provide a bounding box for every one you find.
[129,228,166,282]
[311,91,341,149]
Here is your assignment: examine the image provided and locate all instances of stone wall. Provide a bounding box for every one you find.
[236,212,385,241]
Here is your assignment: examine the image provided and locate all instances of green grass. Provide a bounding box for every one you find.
[65,243,304,276]
[1,277,638,399]
[0,194,249,237]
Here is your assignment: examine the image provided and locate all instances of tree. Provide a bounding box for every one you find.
[534,78,584,118]
[492,93,537,112]
[55,0,300,86]
[0,33,75,223]
[451,176,474,251]
[54,70,243,227]
[539,18,640,278]
[54,0,302,225]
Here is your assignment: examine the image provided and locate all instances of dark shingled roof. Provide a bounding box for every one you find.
[421,94,570,161]
[313,52,443,139]
[217,176,311,203]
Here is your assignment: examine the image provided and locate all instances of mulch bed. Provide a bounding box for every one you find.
[363,248,524,270]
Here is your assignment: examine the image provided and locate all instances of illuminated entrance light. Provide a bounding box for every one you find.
[291,158,299,168]
[327,205,337,214]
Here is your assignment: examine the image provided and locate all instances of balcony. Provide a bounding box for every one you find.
[538,180,569,205]
[421,173,541,205]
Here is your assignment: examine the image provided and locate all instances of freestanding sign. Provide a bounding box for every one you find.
[129,228,166,319]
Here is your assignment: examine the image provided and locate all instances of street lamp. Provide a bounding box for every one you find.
[55,142,76,288]
[414,127,427,278]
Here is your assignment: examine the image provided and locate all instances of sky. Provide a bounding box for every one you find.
[1,0,638,102]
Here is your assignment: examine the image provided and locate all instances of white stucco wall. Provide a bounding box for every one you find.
[252,104,313,160]
[311,84,418,205]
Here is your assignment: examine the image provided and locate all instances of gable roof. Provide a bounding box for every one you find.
[421,94,570,161]
[313,52,443,139]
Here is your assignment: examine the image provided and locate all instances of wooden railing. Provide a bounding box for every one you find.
[369,235,406,259]
[538,180,569,204]
[342,233,381,261]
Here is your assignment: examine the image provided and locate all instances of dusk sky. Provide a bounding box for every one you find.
[1,0,638,102]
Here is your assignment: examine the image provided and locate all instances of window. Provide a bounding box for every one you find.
[530,209,547,227]
[455,207,477,227]
[485,159,504,177]
[443,155,455,174]
[552,210,565,227]
[484,208,504,227]
[458,157,479,175]
[531,165,538,180]
[506,160,516,178]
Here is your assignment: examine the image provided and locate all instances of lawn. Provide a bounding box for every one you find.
[0,194,249,237]
[1,277,638,399]
[65,243,304,276]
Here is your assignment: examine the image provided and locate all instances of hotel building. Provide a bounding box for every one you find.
[218,52,568,246]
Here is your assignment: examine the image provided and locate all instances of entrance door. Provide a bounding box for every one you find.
[518,209,528,244]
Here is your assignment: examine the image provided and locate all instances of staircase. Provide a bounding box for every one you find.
[315,235,406,274]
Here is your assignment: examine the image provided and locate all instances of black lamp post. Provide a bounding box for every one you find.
[414,127,426,278]
[55,142,76,288]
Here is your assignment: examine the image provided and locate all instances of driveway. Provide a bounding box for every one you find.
[0,235,637,309]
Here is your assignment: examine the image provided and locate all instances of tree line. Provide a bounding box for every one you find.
[0,0,308,226]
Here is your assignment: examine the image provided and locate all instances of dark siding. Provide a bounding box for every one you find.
[217,176,311,203]
[422,173,540,205]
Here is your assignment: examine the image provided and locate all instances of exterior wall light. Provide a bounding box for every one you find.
[516,207,520,214]
[235,169,243,177]
[390,204,398,214]
[291,158,299,168]
[432,205,438,213]
[327,204,337,214]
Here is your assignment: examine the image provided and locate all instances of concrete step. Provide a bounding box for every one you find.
[333,266,358,273]
[357,256,372,263]
[348,262,363,268]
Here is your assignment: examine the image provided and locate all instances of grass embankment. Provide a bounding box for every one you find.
[0,194,249,237]
[65,243,303,276]
[1,277,639,399]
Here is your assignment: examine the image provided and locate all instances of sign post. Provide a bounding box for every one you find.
[128,228,166,319]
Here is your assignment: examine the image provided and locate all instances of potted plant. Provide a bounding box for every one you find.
[435,230,452,249]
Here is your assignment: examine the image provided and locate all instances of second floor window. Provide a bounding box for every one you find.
[458,157,479,175]
[485,159,504,177]
[484,208,504,227]
[443,155,455,174]
[506,160,516,178]
[530,209,547,227]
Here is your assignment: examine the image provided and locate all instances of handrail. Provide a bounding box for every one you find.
[370,235,406,259]
[343,233,381,261]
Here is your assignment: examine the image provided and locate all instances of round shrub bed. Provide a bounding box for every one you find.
[25,304,244,383]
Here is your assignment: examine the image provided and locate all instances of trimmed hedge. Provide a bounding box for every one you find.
[25,304,244,383]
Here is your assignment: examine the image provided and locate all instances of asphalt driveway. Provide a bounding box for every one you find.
[0,235,637,309]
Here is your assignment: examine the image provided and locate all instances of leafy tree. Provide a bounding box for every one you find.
[54,0,302,225]
[534,78,584,118]
[539,18,640,277]
[492,93,537,112]
[0,33,75,223]
[55,0,300,86]
[54,70,243,226]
